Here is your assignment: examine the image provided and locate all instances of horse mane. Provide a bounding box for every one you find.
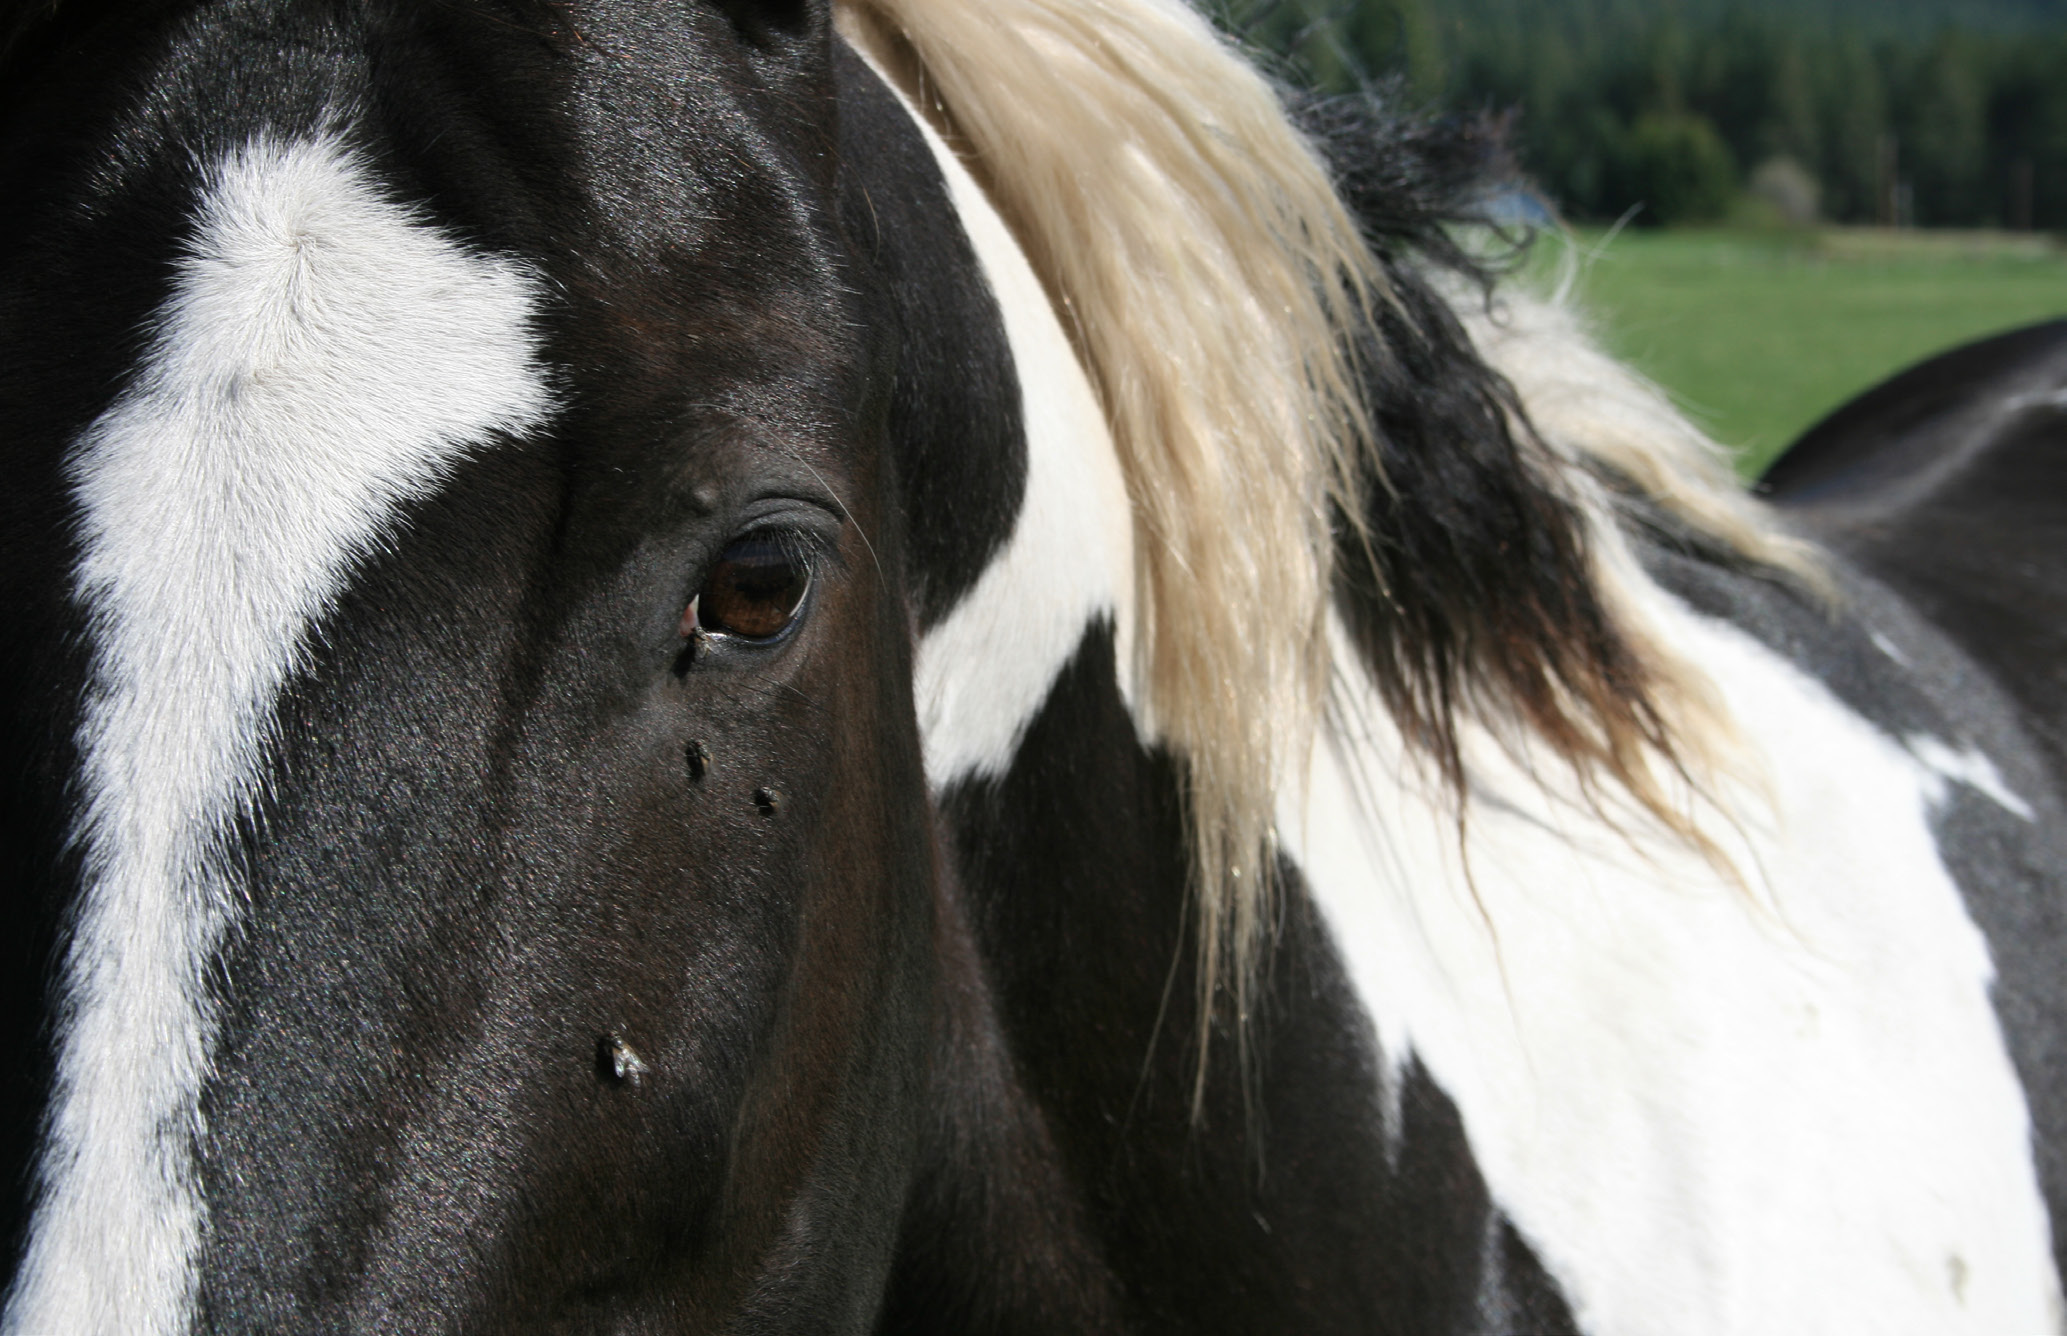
[6,0,1811,1090]
[836,0,1813,1090]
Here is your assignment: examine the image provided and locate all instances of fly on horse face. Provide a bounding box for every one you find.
[2,0,2064,1331]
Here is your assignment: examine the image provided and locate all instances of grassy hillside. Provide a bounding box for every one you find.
[1529,226,2067,475]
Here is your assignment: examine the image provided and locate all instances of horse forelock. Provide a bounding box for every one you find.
[10,125,554,1332]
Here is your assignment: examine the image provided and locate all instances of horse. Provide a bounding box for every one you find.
[2,0,2063,1330]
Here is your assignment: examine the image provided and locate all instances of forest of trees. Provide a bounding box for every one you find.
[1219,0,2067,228]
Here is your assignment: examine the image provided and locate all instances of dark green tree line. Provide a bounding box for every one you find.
[1219,0,2067,227]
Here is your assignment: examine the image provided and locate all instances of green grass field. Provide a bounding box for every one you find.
[1524,226,2067,477]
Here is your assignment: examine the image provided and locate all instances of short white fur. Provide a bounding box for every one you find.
[6,135,553,1335]
[836,30,1142,790]
[1287,559,2062,1333]
[1907,733,2036,821]
[849,23,2061,1327]
[850,13,2061,1328]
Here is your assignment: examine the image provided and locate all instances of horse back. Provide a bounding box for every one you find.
[1759,320,2067,777]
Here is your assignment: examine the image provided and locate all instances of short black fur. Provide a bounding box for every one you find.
[1643,530,2067,1286]
[7,4,2063,1331]
[1754,324,2067,1282]
[894,623,1579,1335]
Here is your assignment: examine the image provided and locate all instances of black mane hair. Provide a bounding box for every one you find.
[1302,87,1680,804]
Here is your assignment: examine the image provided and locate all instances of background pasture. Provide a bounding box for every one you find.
[1535,225,2067,475]
[1224,0,2067,469]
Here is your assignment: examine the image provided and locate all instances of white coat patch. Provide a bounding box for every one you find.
[842,43,1140,790]
[1287,587,2063,1335]
[1906,733,2036,821]
[6,135,554,1336]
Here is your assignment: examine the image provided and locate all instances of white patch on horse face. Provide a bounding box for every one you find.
[1287,589,2062,1335]
[1906,733,2036,821]
[6,135,553,1336]
[845,49,1140,790]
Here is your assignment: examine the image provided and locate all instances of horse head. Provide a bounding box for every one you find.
[0,1,1029,1325]
[14,2,2067,1332]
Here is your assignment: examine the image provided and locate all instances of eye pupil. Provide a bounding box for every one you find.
[688,533,811,640]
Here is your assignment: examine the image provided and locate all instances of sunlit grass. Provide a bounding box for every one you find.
[1518,225,2067,477]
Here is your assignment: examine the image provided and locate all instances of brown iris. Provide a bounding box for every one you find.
[682,532,812,641]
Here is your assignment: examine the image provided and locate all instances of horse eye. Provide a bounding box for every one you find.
[682,532,812,641]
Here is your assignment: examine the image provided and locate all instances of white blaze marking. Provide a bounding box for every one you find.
[842,40,1140,790]
[6,135,553,1335]
[1288,584,2062,1334]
